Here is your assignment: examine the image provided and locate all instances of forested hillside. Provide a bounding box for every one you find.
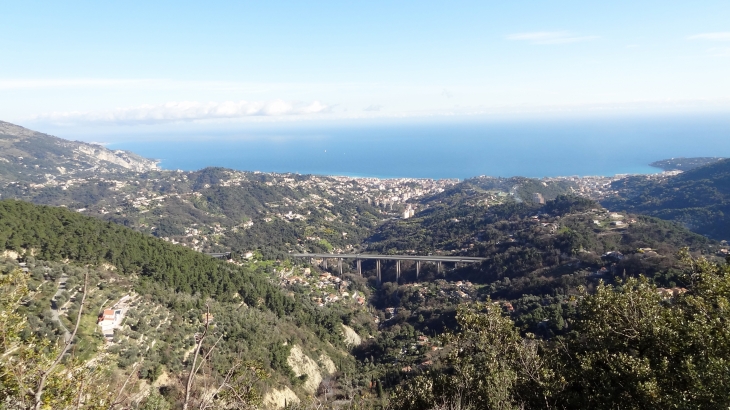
[355,195,725,396]
[4,192,730,409]
[390,255,730,409]
[0,199,368,408]
[604,158,730,240]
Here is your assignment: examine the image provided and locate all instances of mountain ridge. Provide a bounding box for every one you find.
[0,120,158,183]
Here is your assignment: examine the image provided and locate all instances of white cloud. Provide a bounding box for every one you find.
[30,100,330,125]
[688,32,730,41]
[506,31,598,45]
[364,104,383,112]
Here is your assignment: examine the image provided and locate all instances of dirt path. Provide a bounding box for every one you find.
[50,274,71,343]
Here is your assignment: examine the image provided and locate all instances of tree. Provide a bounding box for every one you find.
[555,250,730,409]
[390,251,730,409]
[389,302,556,410]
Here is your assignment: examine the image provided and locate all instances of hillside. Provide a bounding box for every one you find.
[0,121,455,259]
[0,199,367,408]
[1,166,397,259]
[3,194,730,408]
[322,193,730,409]
[603,158,730,240]
[356,195,726,403]
[0,120,158,183]
[649,156,726,171]
[365,194,717,311]
[418,175,577,207]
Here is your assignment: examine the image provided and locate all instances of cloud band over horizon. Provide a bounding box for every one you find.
[29,100,330,125]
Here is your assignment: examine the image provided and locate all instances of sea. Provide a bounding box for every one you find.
[105,114,730,180]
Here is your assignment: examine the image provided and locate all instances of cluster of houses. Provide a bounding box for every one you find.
[281,268,366,307]
[399,335,445,372]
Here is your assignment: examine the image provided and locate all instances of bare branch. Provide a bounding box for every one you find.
[193,333,224,377]
[109,360,142,409]
[183,303,210,410]
[198,362,238,410]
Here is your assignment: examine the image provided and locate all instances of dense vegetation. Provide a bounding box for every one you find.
[0,200,362,406]
[1,199,277,301]
[355,195,723,396]
[390,252,730,409]
[604,158,730,240]
[1,191,729,409]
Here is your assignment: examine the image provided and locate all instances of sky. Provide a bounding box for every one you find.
[1,1,729,137]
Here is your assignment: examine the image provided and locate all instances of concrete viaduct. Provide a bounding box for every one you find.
[291,253,486,282]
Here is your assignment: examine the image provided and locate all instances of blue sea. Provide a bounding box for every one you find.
[105,115,730,179]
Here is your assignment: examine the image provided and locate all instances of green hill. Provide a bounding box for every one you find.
[418,176,576,207]
[352,194,730,409]
[363,195,716,338]
[0,199,359,408]
[603,158,730,240]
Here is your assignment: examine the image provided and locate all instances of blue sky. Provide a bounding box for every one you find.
[1,1,729,136]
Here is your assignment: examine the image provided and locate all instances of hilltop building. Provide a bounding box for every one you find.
[402,205,416,219]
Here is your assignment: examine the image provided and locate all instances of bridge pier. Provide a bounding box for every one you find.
[357,259,362,276]
[338,258,342,275]
[416,261,420,278]
[376,260,381,283]
[438,261,441,274]
[396,260,401,281]
[324,258,328,270]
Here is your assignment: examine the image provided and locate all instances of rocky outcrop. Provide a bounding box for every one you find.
[342,324,362,347]
[263,387,300,409]
[287,345,322,394]
[74,145,158,172]
[318,353,337,375]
